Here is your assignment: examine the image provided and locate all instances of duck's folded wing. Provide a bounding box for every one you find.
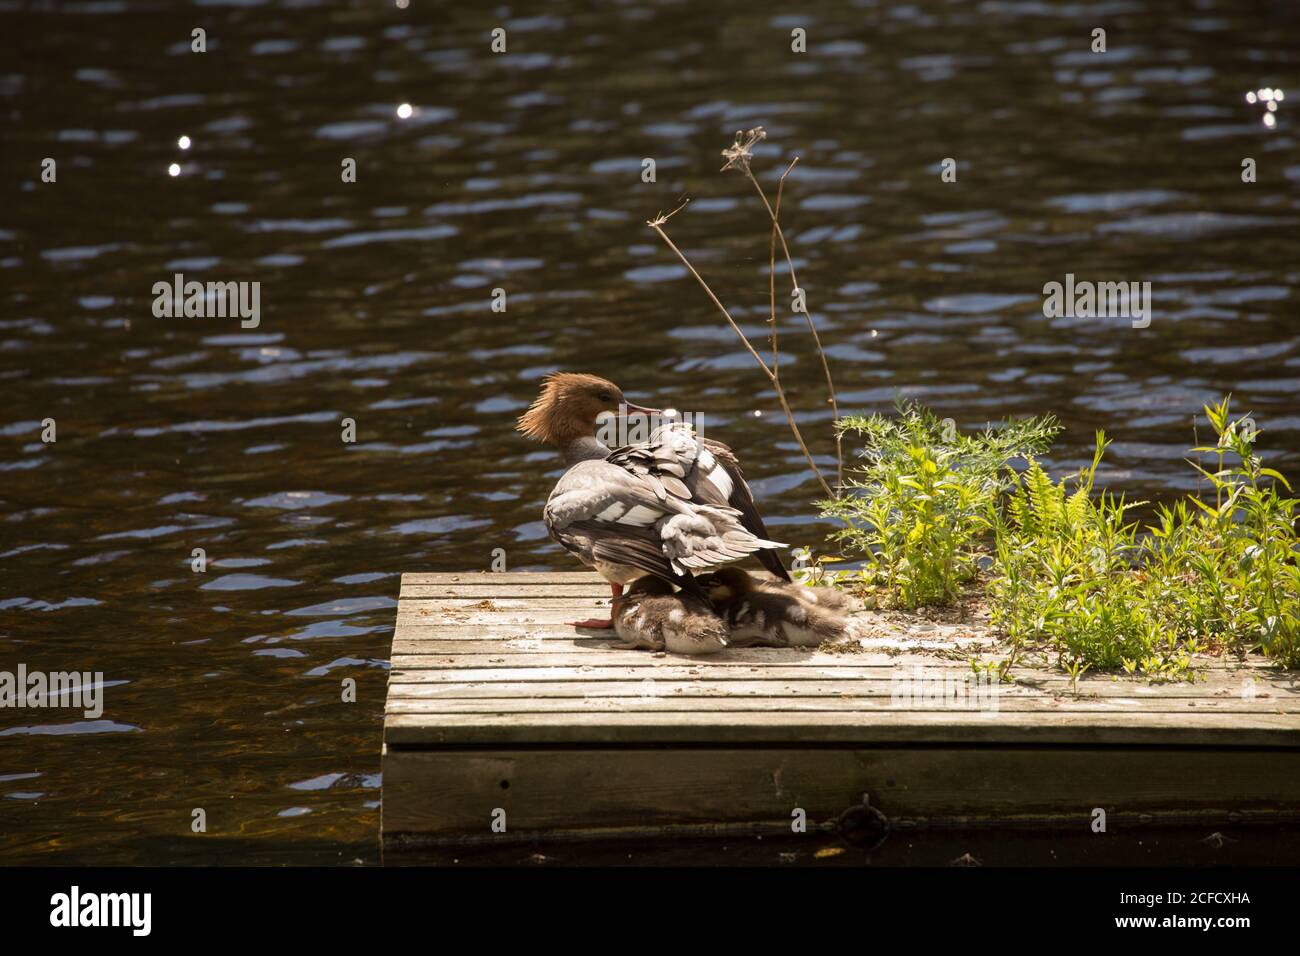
[544,460,682,531]
[609,426,790,580]
[545,456,784,586]
[544,460,698,589]
[552,520,695,591]
[608,424,752,512]
[699,437,792,582]
[656,506,785,576]
[604,424,702,503]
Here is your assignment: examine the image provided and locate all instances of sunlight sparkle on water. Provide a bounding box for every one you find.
[167,163,181,177]
[396,103,413,119]
[178,135,191,150]
[1245,87,1284,128]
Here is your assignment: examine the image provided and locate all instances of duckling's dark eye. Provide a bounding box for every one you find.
[599,392,614,402]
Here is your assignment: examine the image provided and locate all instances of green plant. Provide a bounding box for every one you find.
[983,401,1299,674]
[988,432,1170,671]
[821,400,1058,608]
[822,396,1300,674]
[1181,398,1300,664]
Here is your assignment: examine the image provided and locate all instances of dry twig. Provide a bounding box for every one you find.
[647,127,844,497]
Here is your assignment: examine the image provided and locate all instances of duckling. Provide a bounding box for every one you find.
[746,572,864,615]
[704,568,852,648]
[611,576,729,656]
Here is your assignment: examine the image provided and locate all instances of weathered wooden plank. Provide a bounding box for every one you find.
[392,619,980,633]
[395,606,613,613]
[402,572,604,585]
[384,710,1300,747]
[390,664,976,680]
[387,659,1285,688]
[381,746,1300,836]
[391,630,987,654]
[393,625,622,637]
[390,617,1251,648]
[390,652,933,668]
[391,648,991,666]
[391,628,987,646]
[400,584,613,598]
[388,641,1282,671]
[396,609,618,625]
[386,697,1296,716]
[384,677,1294,701]
[393,642,833,658]
[386,643,1281,671]
[392,629,981,643]
[389,678,989,697]
[385,663,1291,686]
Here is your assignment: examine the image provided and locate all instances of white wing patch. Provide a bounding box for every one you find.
[617,504,661,526]
[595,502,660,526]
[699,449,735,499]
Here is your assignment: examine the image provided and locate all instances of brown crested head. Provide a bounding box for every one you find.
[516,372,628,447]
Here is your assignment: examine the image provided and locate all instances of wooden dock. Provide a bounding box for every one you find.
[383,572,1300,848]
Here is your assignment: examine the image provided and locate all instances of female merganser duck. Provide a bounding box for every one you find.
[612,576,729,655]
[703,567,851,648]
[518,372,791,629]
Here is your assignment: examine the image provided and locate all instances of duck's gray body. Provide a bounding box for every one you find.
[544,423,789,595]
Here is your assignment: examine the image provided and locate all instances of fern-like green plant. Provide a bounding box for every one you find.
[822,396,1300,675]
[821,400,1058,608]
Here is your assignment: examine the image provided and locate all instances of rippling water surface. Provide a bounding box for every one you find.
[2,0,1298,864]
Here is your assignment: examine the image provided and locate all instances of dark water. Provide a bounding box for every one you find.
[1,0,1298,865]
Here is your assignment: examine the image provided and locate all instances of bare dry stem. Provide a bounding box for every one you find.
[647,207,834,499]
[743,161,843,489]
[647,129,845,497]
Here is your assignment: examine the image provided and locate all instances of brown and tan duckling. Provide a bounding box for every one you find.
[611,576,729,656]
[745,572,864,615]
[703,568,852,648]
